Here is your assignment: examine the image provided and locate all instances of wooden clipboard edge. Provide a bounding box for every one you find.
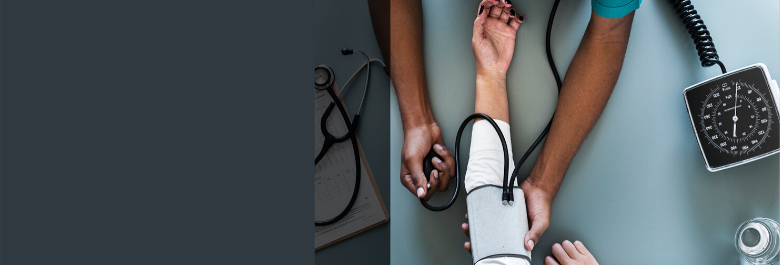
[314,137,389,251]
[314,86,389,251]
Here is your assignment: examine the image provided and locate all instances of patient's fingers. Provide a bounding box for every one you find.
[478,0,494,18]
[489,5,503,18]
[474,0,493,36]
[499,7,512,23]
[464,242,472,253]
[462,223,469,237]
[509,12,524,30]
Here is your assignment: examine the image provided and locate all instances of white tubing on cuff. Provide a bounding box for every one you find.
[465,119,515,193]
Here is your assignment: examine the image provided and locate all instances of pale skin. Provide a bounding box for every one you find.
[463,2,602,264]
[464,6,634,259]
[463,214,599,265]
[369,0,635,258]
[466,6,636,254]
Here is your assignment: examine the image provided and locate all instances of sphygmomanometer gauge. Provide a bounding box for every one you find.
[684,64,780,172]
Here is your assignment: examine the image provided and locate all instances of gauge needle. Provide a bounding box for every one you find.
[733,83,739,138]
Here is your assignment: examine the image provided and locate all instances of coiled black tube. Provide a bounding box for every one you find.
[671,0,727,74]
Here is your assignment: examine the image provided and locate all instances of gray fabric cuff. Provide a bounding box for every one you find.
[467,185,531,265]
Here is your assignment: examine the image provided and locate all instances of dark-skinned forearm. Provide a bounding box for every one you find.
[368,0,434,131]
[528,12,635,195]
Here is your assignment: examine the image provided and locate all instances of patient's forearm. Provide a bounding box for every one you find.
[475,72,509,122]
[528,11,634,194]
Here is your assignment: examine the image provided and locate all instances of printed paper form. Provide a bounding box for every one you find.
[314,88,387,250]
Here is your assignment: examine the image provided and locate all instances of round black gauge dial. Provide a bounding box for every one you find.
[684,64,780,171]
[700,80,774,155]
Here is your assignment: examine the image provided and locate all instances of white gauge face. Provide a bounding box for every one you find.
[699,80,774,156]
[315,67,331,87]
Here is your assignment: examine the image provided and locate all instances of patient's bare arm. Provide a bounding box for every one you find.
[473,0,523,121]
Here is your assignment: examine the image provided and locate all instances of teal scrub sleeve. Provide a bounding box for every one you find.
[592,0,642,19]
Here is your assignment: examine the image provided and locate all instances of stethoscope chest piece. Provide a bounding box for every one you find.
[315,64,334,90]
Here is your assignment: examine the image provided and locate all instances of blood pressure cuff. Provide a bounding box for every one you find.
[467,186,531,265]
[592,0,642,19]
[465,120,529,265]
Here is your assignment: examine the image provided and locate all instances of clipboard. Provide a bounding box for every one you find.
[314,85,388,251]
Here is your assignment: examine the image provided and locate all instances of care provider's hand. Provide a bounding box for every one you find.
[544,240,600,265]
[473,0,524,77]
[401,122,455,201]
[521,178,556,251]
[459,178,558,253]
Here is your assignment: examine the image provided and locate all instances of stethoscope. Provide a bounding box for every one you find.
[314,48,387,226]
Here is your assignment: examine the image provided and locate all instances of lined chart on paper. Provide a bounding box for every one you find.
[313,87,387,250]
[314,90,352,173]
[314,168,356,206]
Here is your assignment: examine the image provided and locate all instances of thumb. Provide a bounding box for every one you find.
[524,216,549,251]
[404,156,428,198]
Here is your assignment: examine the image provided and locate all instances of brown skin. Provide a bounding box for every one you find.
[370,0,634,252]
[519,11,635,251]
[462,8,634,254]
[368,0,458,201]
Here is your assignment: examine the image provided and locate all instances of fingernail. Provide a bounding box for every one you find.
[433,170,439,179]
[435,144,444,151]
[433,157,442,164]
[510,9,515,16]
[479,5,484,15]
[564,240,571,245]
[518,15,524,22]
[528,240,535,250]
[417,187,424,198]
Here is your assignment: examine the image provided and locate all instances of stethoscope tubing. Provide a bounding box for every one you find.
[315,86,362,226]
[314,50,386,226]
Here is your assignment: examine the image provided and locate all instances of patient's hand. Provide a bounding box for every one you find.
[544,240,600,265]
[461,217,599,265]
[473,0,524,78]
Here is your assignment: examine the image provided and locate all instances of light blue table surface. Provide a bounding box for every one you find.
[390,1,780,264]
